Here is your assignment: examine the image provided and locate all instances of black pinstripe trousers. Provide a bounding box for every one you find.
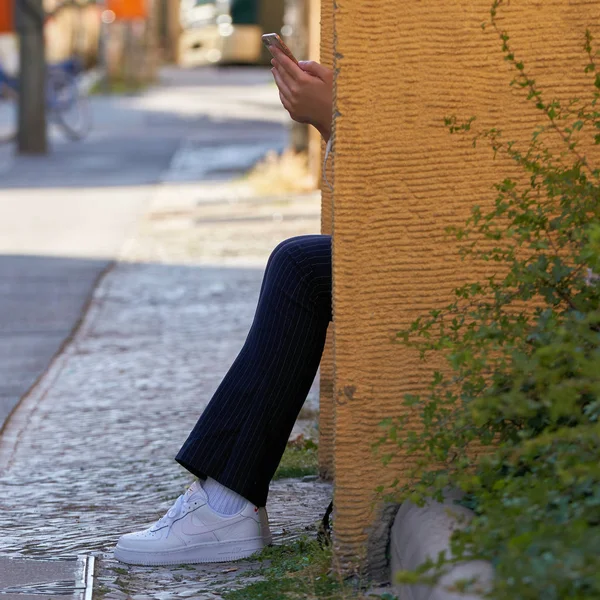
[175,234,332,507]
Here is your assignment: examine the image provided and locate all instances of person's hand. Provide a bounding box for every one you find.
[270,47,333,141]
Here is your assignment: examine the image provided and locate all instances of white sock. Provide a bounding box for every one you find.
[202,477,248,515]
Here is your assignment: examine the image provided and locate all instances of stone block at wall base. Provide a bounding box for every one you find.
[390,490,493,600]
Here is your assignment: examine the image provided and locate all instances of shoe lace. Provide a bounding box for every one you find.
[151,493,189,531]
[150,482,206,532]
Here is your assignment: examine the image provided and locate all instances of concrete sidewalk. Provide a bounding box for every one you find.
[0,65,328,600]
[0,176,326,600]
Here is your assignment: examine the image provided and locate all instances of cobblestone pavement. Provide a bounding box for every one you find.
[0,172,328,598]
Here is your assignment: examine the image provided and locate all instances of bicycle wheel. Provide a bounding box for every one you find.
[0,82,18,144]
[47,69,92,141]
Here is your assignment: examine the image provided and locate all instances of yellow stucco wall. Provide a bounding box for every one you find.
[318,0,335,480]
[330,0,600,566]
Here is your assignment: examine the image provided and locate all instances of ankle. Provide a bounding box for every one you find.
[202,477,248,516]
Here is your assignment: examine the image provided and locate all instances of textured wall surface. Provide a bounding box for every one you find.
[331,0,600,565]
[317,0,335,479]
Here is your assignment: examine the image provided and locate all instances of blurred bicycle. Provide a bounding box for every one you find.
[0,56,92,143]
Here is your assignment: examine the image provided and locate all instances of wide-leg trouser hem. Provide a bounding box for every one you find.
[174,235,332,508]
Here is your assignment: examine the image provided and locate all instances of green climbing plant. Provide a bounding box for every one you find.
[376,2,600,598]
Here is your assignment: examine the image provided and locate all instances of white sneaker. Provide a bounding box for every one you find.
[114,481,272,565]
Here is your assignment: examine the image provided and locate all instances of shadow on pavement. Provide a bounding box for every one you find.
[0,115,286,189]
[0,254,110,429]
[0,65,287,190]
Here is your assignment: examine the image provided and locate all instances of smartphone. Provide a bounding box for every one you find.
[261,33,299,65]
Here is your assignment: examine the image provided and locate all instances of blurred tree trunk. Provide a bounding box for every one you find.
[16,0,48,154]
[160,0,180,64]
[142,0,159,82]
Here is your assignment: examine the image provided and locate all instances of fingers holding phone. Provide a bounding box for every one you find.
[264,35,334,141]
[262,33,299,65]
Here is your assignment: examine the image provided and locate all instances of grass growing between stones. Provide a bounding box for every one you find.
[224,539,390,600]
[273,436,318,480]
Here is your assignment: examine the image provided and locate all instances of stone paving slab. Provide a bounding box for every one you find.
[0,556,78,588]
[0,555,92,600]
[1,594,58,600]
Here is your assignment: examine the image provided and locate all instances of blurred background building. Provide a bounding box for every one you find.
[0,0,314,68]
[0,1,101,73]
[0,0,321,162]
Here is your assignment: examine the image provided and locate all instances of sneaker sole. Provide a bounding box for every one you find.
[113,537,265,566]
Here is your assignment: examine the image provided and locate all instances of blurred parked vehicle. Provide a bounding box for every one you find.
[179,0,261,66]
[178,0,283,66]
